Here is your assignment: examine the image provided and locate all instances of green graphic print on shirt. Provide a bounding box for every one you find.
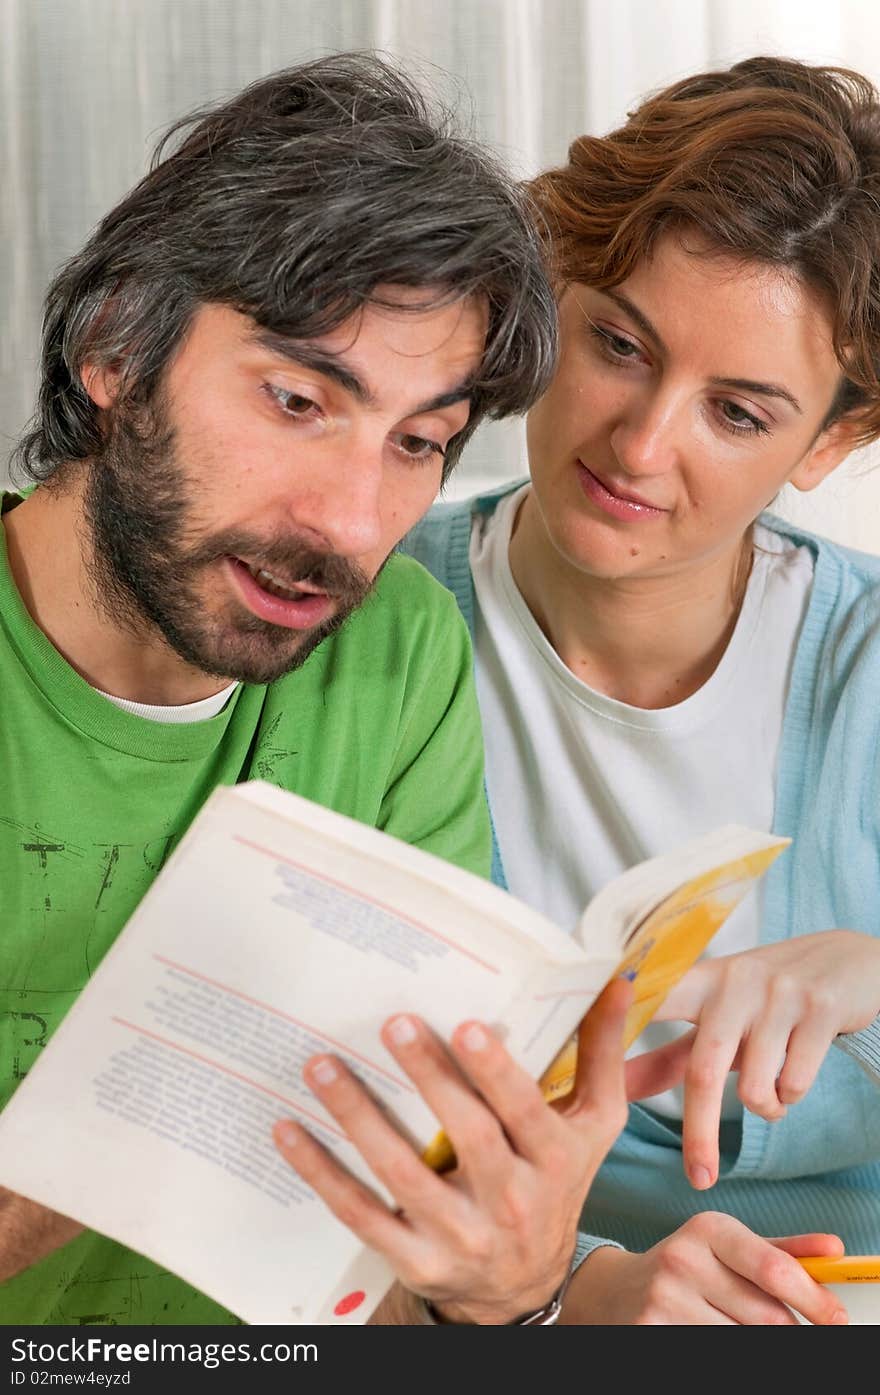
[0,507,490,1325]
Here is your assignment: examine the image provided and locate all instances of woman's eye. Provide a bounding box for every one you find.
[591,326,641,361]
[393,432,444,462]
[719,401,768,435]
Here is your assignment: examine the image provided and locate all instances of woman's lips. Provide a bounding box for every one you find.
[576,461,668,521]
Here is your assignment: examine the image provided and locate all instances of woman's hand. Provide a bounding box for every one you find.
[563,1213,849,1325]
[273,978,631,1325]
[626,929,880,1187]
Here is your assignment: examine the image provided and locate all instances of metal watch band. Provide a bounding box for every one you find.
[511,1259,574,1325]
[415,1255,575,1326]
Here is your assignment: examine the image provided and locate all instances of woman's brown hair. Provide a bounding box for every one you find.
[528,56,880,443]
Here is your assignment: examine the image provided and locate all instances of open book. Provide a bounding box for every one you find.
[0,781,788,1325]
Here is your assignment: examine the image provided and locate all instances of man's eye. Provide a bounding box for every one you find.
[393,433,444,461]
[267,385,320,418]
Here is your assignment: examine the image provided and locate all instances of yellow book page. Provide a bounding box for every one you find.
[422,840,787,1169]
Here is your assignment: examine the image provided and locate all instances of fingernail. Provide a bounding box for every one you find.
[276,1121,300,1148]
[832,1308,849,1325]
[462,1024,489,1052]
[311,1058,338,1086]
[690,1165,713,1190]
[387,1015,418,1046]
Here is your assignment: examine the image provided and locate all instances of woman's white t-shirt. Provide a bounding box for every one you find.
[470,484,814,1120]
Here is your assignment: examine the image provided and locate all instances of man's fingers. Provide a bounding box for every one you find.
[297,1051,452,1219]
[381,1013,527,1181]
[272,1117,422,1262]
[444,1017,563,1167]
[564,977,632,1128]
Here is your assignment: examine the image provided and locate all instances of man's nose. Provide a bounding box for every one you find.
[287,447,385,559]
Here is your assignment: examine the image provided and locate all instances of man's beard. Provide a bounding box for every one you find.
[83,403,374,686]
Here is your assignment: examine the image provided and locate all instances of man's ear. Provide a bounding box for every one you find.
[788,417,863,494]
[81,363,120,409]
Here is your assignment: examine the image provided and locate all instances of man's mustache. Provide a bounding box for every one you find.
[187,531,371,598]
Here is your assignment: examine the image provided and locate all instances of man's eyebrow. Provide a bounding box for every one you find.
[600,291,802,413]
[412,384,475,415]
[252,329,475,416]
[253,331,375,405]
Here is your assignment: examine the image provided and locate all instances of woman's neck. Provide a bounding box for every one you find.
[507,491,751,710]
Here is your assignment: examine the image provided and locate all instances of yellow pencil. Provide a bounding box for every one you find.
[798,1256,880,1283]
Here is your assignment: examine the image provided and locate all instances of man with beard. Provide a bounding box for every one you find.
[0,54,630,1327]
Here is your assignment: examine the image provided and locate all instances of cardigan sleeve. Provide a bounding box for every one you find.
[834,1015,880,1086]
[573,1231,623,1270]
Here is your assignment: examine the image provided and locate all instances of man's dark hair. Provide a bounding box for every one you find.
[14,52,557,484]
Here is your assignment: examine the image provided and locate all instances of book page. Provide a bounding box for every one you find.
[0,782,590,1326]
[537,826,790,1102]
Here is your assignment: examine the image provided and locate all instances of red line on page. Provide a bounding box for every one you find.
[153,954,414,1092]
[233,833,500,974]
[110,1016,347,1143]
[532,989,599,1001]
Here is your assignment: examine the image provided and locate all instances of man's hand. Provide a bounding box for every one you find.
[273,978,631,1325]
[626,929,880,1188]
[562,1214,849,1325]
[0,1188,82,1283]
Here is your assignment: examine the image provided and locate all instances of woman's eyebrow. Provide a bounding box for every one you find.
[602,289,667,351]
[708,376,802,413]
[599,291,802,413]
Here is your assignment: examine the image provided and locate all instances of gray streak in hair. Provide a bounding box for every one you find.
[13,52,557,485]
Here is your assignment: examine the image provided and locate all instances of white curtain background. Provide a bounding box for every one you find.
[4,0,880,548]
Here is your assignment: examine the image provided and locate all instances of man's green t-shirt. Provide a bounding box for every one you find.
[0,501,491,1324]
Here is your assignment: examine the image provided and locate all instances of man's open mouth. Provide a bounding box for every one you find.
[243,562,330,600]
[224,557,340,632]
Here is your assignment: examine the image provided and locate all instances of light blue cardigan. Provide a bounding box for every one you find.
[403,484,880,1260]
